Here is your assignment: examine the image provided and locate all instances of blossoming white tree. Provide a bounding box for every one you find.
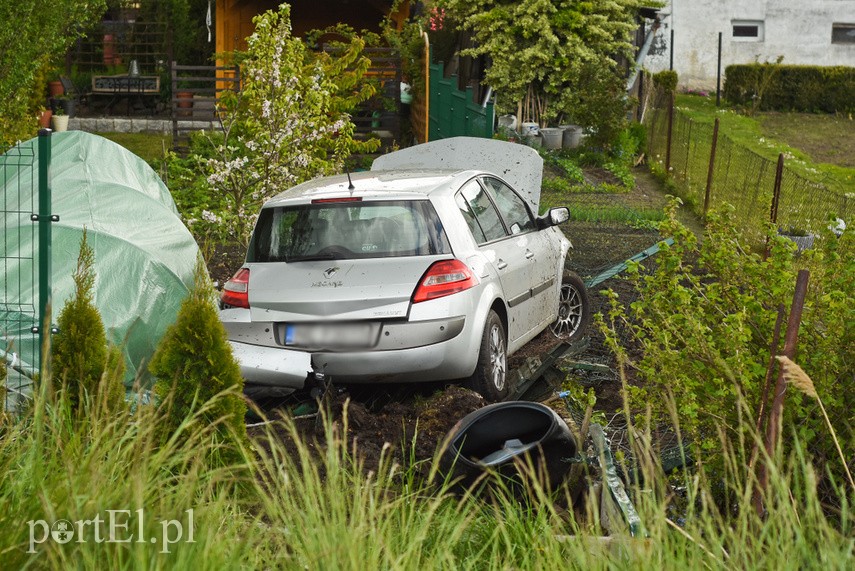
[204,4,379,241]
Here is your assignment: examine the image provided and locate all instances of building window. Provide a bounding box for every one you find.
[832,23,855,44]
[732,20,764,42]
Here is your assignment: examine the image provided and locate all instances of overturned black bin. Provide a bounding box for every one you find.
[441,401,577,489]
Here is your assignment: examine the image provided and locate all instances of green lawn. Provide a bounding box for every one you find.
[675,94,855,191]
[95,132,172,164]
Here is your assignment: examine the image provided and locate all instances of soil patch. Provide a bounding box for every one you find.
[248,386,487,476]
[759,112,855,169]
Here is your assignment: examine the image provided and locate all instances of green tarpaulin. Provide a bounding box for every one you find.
[1,131,199,386]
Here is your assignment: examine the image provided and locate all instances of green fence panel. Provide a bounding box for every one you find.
[1,130,51,410]
[428,58,494,141]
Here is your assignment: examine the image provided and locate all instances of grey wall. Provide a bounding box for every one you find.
[644,1,855,89]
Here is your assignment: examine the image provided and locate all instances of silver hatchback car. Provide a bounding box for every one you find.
[220,138,590,401]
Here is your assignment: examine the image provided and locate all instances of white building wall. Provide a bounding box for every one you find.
[644,1,855,89]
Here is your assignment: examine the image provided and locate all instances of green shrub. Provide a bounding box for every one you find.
[150,260,248,465]
[541,177,574,194]
[724,64,855,112]
[652,70,678,93]
[51,230,125,413]
[600,200,853,486]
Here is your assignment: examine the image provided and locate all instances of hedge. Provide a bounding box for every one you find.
[724,64,855,113]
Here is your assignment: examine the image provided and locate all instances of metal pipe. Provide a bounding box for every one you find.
[670,28,674,71]
[716,32,722,106]
[37,129,53,376]
[422,30,430,143]
[627,17,661,92]
[481,86,492,109]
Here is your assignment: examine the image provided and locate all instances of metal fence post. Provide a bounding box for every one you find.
[716,32,722,107]
[754,269,810,516]
[703,117,719,216]
[665,91,674,174]
[36,129,53,375]
[769,153,785,226]
[763,153,785,259]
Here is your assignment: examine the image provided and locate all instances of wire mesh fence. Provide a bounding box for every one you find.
[646,89,852,245]
[1,141,40,412]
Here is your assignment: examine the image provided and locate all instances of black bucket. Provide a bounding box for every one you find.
[441,401,577,489]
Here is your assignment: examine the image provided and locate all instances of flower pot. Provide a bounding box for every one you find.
[560,125,583,149]
[520,121,539,137]
[497,114,517,132]
[103,34,119,66]
[38,109,53,129]
[539,127,563,150]
[176,91,193,117]
[192,94,216,119]
[779,232,815,252]
[51,114,69,132]
[62,99,76,118]
[48,80,64,97]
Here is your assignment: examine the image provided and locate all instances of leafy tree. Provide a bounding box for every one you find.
[438,0,645,144]
[52,230,125,413]
[150,260,247,465]
[0,0,107,147]
[199,4,380,242]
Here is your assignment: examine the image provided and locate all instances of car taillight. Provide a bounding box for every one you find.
[221,268,250,309]
[412,260,479,303]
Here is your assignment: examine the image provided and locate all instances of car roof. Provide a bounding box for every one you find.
[263,169,484,207]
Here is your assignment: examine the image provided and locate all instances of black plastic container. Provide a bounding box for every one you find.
[441,401,577,489]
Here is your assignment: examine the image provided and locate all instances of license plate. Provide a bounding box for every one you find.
[282,322,378,349]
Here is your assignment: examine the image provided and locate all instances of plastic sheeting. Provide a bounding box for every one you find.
[1,131,199,385]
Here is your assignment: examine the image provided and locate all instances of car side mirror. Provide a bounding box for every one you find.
[548,207,570,226]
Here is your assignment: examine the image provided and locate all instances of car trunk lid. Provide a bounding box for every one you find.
[248,256,448,322]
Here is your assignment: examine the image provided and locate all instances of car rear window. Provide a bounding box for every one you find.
[248,200,451,262]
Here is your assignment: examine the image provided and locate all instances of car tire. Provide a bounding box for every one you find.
[549,271,590,344]
[467,310,509,402]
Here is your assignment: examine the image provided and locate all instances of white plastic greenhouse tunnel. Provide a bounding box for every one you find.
[1,131,200,409]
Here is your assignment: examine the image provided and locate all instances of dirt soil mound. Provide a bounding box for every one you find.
[249,386,488,476]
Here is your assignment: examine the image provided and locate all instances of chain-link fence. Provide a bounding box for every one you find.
[646,89,852,245]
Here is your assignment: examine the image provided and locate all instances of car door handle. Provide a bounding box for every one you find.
[497,259,508,270]
[525,250,534,259]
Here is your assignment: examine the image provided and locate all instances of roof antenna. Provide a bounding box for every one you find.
[345,160,355,191]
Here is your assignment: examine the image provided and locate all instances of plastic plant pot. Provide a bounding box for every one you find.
[441,401,577,490]
[540,128,563,150]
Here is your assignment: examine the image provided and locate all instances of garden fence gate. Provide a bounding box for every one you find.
[428,53,494,141]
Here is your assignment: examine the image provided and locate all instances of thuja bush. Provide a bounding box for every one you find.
[150,261,248,465]
[600,200,853,484]
[51,230,125,413]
